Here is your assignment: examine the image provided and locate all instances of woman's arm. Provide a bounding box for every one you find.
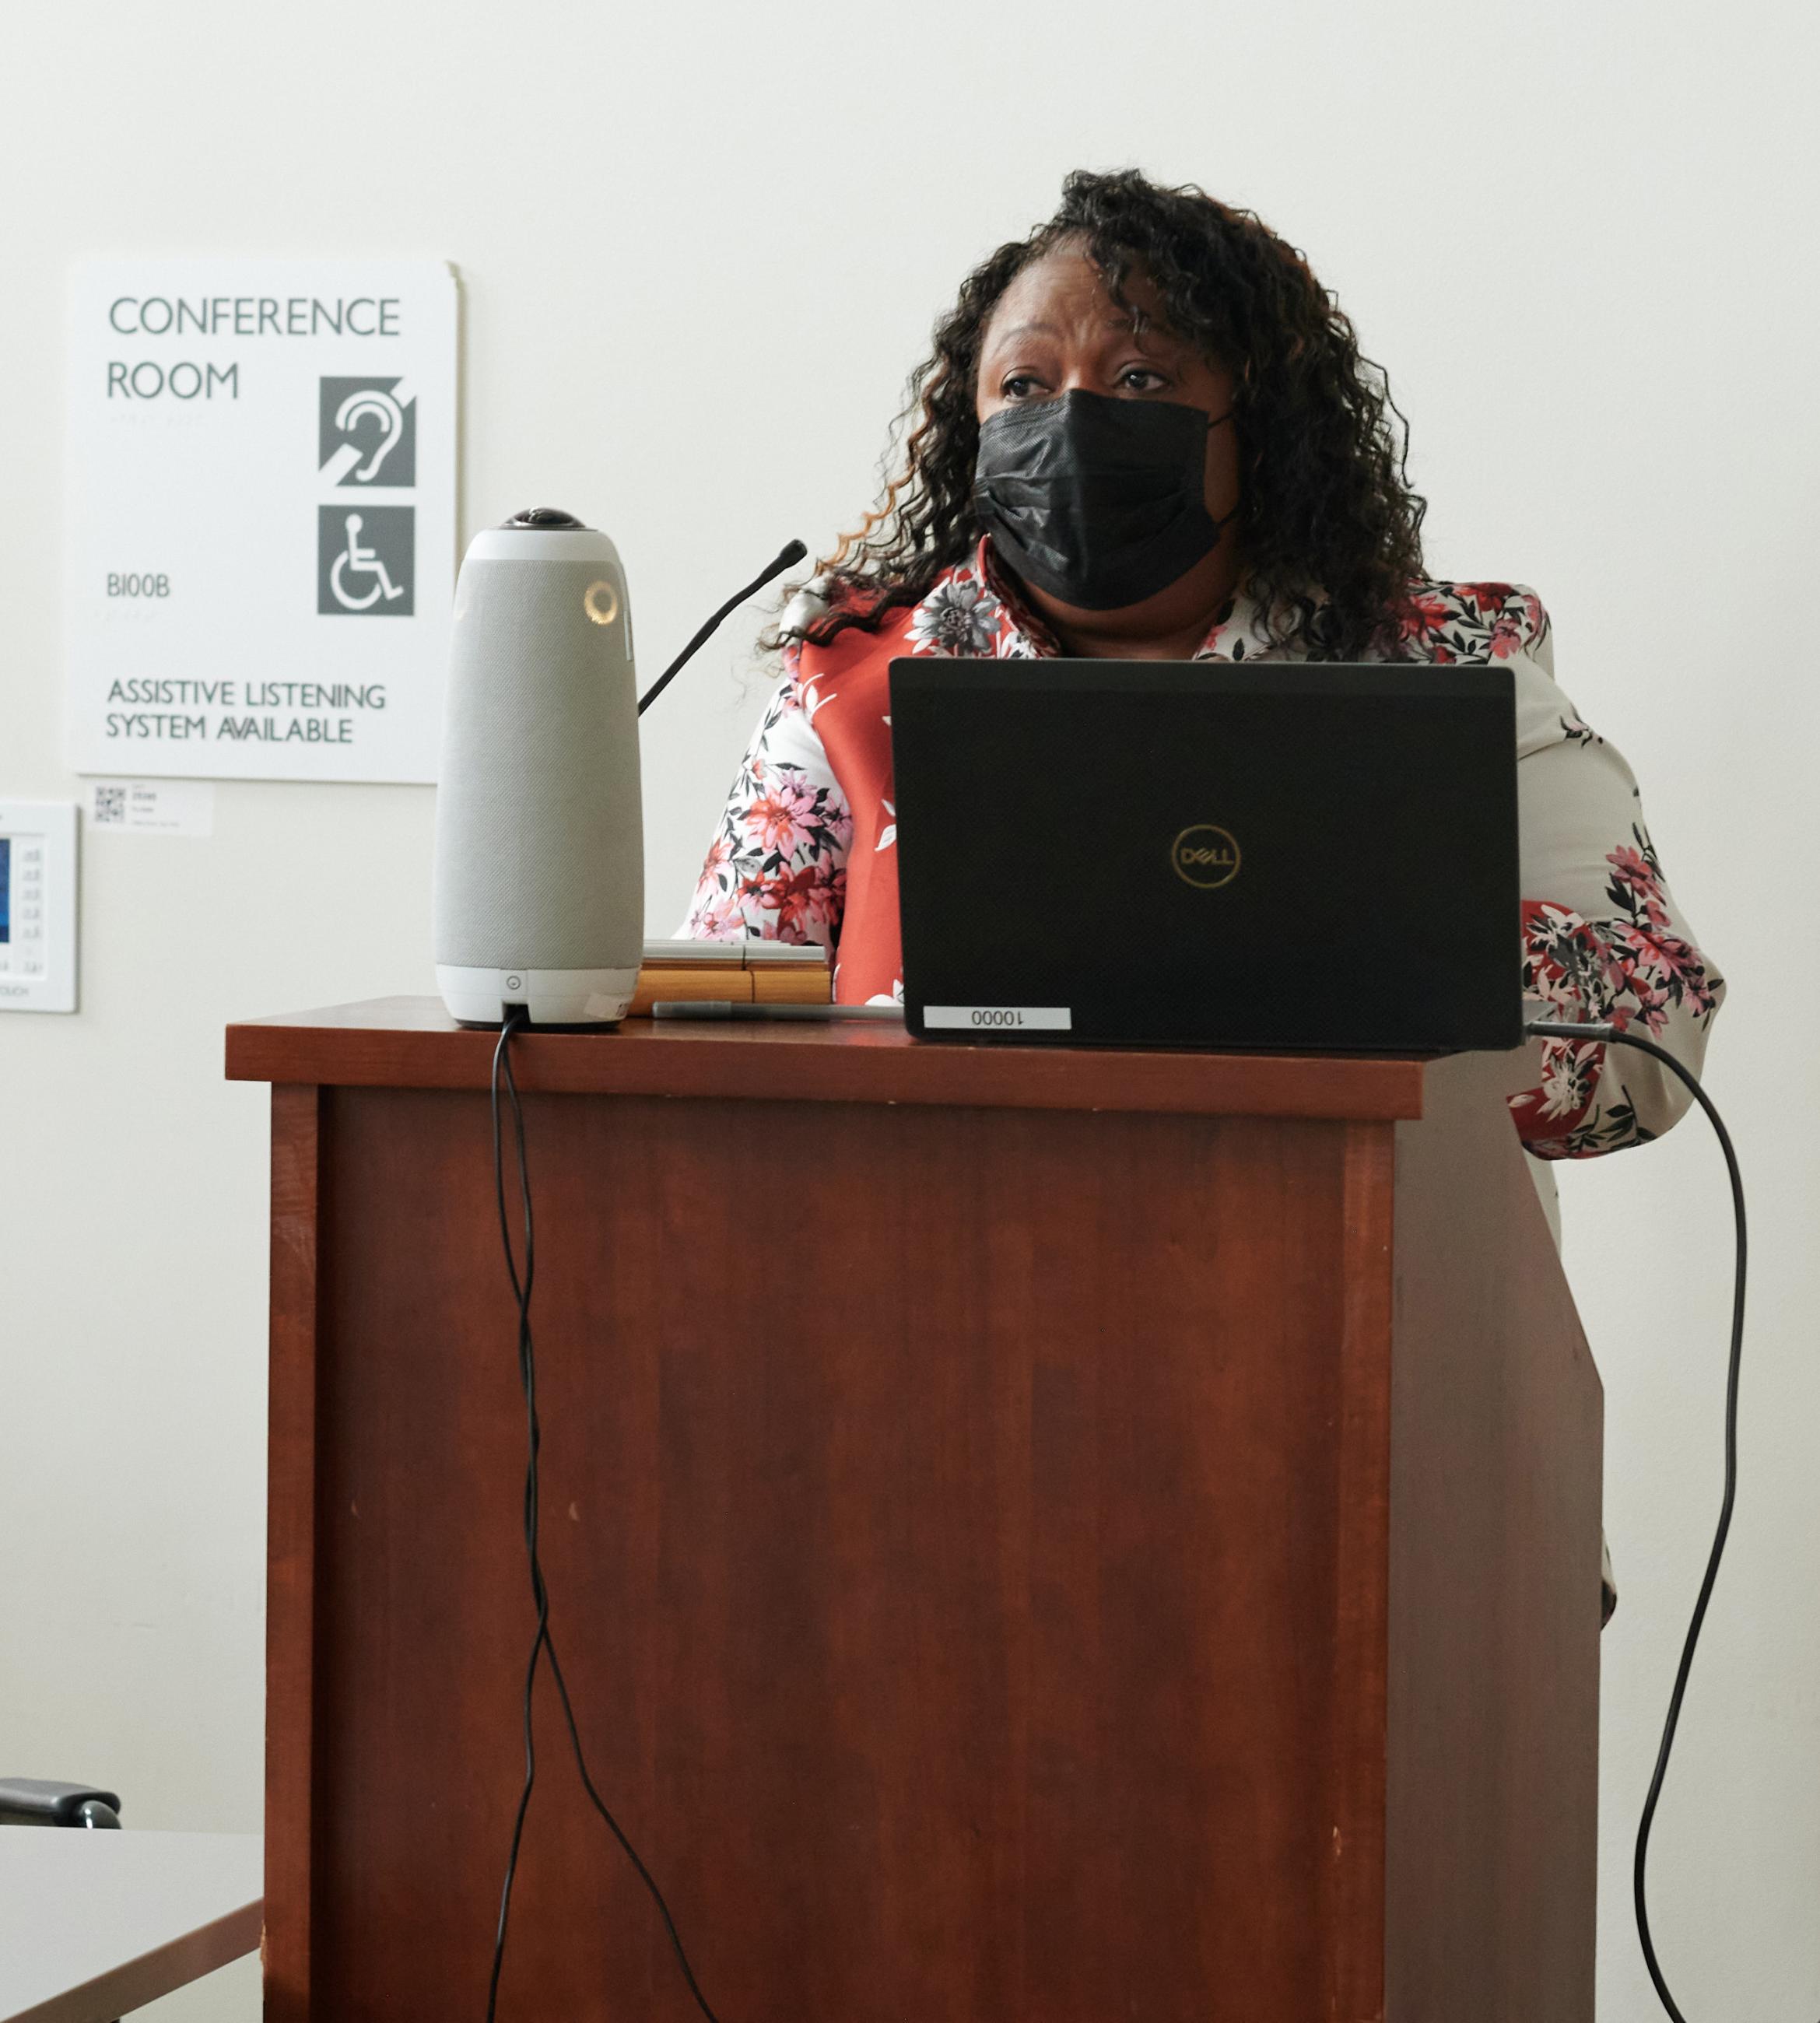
[1505,612,1724,1156]
[679,664,852,947]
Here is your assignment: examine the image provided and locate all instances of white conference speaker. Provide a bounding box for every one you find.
[433,507,643,1027]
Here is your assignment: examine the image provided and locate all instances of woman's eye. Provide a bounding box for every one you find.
[1118,368,1167,393]
[1001,373,1040,400]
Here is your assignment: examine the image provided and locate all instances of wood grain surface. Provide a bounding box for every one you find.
[226,996,1430,1120]
[1385,1052,1603,2020]
[247,1015,1599,2021]
[264,1085,324,2023]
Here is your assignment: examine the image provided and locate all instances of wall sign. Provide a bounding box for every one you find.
[65,259,458,782]
[84,778,215,837]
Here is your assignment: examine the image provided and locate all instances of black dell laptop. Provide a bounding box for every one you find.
[887,657,1520,1054]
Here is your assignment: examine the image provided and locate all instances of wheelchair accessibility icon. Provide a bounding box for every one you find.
[317,504,414,617]
[331,514,405,610]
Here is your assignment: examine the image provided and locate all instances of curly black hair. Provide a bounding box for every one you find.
[795,167,1427,660]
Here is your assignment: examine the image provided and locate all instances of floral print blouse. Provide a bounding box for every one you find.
[684,539,1724,1164]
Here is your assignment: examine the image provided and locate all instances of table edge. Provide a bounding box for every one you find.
[225,998,1438,1121]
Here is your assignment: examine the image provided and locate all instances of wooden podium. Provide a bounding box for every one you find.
[226,1001,1601,2023]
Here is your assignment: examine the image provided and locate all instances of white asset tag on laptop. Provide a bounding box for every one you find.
[922,1006,1073,1033]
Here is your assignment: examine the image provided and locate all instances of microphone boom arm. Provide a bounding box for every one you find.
[637,539,808,717]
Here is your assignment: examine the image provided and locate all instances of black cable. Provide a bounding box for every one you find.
[485,1010,543,2023]
[486,1011,724,2023]
[636,539,806,717]
[1525,1016,1749,2023]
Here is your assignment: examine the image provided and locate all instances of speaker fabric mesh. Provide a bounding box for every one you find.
[433,547,643,970]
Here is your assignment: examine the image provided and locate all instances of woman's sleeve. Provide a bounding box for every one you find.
[1505,606,1725,1156]
[679,662,851,947]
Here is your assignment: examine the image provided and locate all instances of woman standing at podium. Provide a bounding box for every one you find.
[683,170,1724,1262]
[691,170,1731,1173]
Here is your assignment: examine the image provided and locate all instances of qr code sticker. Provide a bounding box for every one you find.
[93,787,127,826]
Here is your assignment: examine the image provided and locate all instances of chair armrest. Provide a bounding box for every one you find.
[0,1777,123,1827]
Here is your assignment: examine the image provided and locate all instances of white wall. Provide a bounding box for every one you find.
[2,2,1815,2015]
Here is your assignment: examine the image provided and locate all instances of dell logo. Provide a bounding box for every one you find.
[1171,823,1240,889]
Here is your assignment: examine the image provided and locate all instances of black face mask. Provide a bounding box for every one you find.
[972,389,1236,612]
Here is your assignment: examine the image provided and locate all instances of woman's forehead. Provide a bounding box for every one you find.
[984,246,1174,348]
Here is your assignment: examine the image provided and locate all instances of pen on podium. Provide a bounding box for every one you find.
[651,1001,904,1022]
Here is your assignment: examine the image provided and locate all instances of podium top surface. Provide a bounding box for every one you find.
[225,997,1436,1121]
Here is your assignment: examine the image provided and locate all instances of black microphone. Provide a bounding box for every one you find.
[637,539,808,717]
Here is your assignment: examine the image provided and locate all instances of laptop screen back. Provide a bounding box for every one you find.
[888,657,1520,1053]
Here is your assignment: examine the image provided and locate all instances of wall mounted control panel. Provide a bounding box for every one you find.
[0,801,78,1013]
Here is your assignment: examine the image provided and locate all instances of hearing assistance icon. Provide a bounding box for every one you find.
[318,506,415,616]
[318,376,417,487]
